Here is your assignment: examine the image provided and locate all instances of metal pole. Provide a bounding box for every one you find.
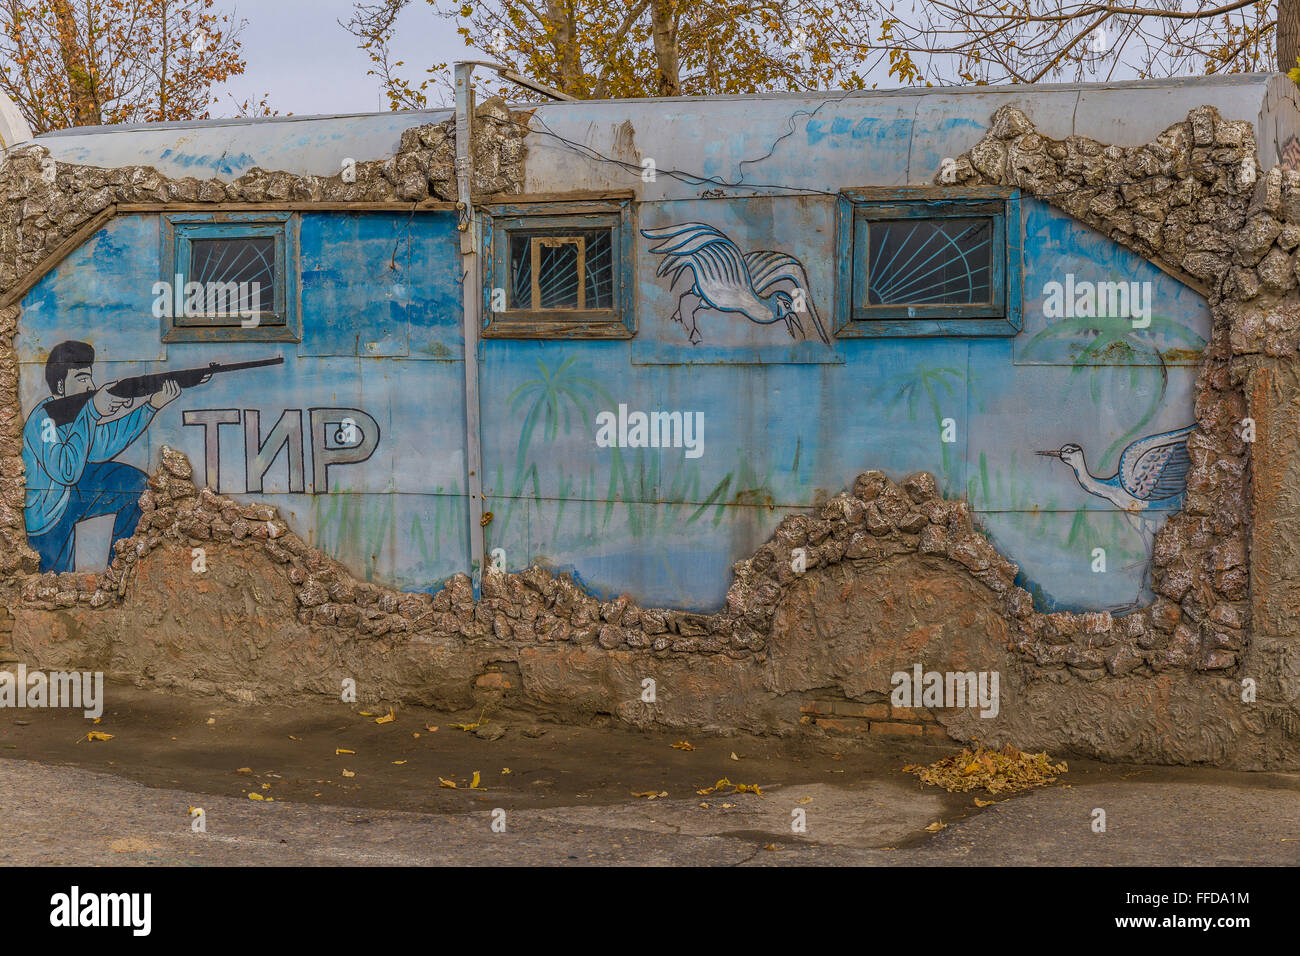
[454,62,486,594]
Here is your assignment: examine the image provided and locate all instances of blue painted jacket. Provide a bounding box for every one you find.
[22,396,155,535]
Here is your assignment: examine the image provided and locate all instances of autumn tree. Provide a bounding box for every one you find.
[0,0,257,134]
[347,0,1300,107]
[873,0,1294,87]
[343,0,878,106]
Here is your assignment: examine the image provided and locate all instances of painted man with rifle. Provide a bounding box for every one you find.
[23,341,284,571]
[22,340,203,573]
[23,341,199,572]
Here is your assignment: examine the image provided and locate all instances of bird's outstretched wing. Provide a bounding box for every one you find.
[641,222,749,292]
[1119,425,1195,501]
[744,250,829,344]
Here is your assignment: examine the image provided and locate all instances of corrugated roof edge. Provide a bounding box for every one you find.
[33,73,1275,139]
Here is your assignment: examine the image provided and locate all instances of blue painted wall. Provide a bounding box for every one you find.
[19,107,1210,614]
[19,211,471,587]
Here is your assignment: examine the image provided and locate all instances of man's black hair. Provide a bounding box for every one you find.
[45,341,94,395]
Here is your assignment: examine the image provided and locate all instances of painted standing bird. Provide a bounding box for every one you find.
[641,222,829,345]
[1037,424,1196,513]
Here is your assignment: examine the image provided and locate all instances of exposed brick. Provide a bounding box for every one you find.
[474,672,511,690]
[869,722,924,737]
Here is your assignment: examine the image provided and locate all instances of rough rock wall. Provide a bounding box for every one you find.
[3,103,1299,768]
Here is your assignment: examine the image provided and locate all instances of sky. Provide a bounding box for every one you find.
[211,0,470,117]
[205,0,1160,120]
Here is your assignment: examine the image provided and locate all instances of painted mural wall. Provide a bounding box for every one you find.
[18,211,471,588]
[17,183,1207,616]
[19,88,1220,617]
[478,194,1205,612]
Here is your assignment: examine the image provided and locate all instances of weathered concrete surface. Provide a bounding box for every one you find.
[766,554,1016,701]
[1,684,1297,866]
[7,757,1297,866]
[1247,358,1300,642]
[9,470,1298,768]
[5,102,1300,770]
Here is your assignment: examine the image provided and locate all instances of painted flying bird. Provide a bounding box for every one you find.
[641,222,829,345]
[1037,424,1196,513]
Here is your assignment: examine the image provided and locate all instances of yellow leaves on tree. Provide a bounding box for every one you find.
[342,0,879,106]
[0,0,265,134]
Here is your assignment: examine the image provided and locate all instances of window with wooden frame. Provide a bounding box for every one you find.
[160,212,301,343]
[834,187,1022,338]
[482,198,634,338]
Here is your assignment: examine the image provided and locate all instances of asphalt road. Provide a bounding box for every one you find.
[0,684,1297,866]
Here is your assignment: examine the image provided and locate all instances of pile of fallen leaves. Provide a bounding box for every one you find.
[904,744,1068,794]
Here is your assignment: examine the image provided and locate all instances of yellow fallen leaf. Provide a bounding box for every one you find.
[359,711,374,716]
[413,732,421,738]
[392,760,407,765]
[671,741,694,751]
[449,708,487,732]
[631,790,668,799]
[425,725,439,732]
[248,792,265,801]
[501,768,511,775]
[335,748,355,755]
[699,802,711,808]
[260,782,271,790]
[730,752,740,761]
[797,796,814,804]
[974,797,994,807]
[236,767,252,774]
[733,783,763,796]
[763,844,778,851]
[93,718,102,724]
[924,820,947,832]
[341,769,355,778]
[696,777,732,795]
[439,777,457,788]
[469,771,482,789]
[720,802,735,809]
[206,718,215,725]
[375,709,395,725]
[288,735,299,741]
[83,731,113,742]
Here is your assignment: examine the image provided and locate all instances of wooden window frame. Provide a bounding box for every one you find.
[481,198,635,339]
[834,187,1022,338]
[160,211,301,344]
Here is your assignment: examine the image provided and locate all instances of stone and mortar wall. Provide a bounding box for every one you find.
[2,102,1298,768]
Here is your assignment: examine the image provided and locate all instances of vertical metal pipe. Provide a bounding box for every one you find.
[455,62,486,593]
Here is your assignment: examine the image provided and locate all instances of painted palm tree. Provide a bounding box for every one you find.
[1022,300,1204,470]
[641,222,829,345]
